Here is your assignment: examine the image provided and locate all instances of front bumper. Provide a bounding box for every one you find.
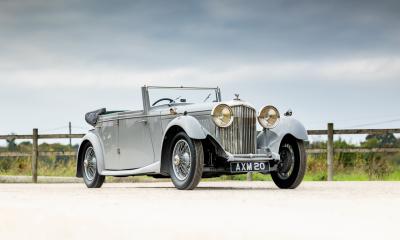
[226,151,280,162]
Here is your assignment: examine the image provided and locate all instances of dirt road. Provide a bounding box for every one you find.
[0,181,399,240]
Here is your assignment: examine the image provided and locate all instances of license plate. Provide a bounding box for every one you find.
[230,162,269,173]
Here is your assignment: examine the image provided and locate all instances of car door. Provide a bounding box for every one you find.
[117,114,155,170]
[98,118,119,170]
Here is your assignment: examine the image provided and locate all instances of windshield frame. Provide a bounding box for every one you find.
[142,86,221,112]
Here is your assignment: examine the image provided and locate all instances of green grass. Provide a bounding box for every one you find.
[0,159,76,177]
[1,158,400,181]
[383,170,400,181]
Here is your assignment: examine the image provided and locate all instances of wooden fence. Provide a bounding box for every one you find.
[0,130,84,183]
[1,124,400,183]
[307,124,400,181]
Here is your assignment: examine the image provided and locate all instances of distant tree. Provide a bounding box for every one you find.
[6,134,17,151]
[18,141,32,152]
[365,133,398,147]
[19,141,31,146]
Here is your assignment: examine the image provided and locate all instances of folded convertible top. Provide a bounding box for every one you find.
[85,108,106,127]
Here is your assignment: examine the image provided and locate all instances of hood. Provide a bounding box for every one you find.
[150,100,256,115]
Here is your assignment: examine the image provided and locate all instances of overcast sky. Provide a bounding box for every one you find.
[1,0,399,144]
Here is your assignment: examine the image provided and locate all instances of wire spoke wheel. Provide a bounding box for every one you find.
[80,142,104,188]
[277,143,295,180]
[169,132,204,190]
[172,139,192,181]
[83,146,97,182]
[271,138,306,189]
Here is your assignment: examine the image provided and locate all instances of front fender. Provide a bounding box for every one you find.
[159,115,210,174]
[163,115,209,140]
[257,117,308,154]
[76,131,105,177]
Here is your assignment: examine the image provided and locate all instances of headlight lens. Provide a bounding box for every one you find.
[211,104,234,128]
[258,105,280,129]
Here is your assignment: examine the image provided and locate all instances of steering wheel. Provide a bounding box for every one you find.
[152,98,175,106]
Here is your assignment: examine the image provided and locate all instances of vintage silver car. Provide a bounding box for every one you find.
[76,86,307,190]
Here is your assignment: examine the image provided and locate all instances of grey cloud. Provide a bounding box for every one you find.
[1,0,400,71]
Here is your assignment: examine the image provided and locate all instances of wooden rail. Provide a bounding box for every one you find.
[0,134,85,140]
[1,125,399,182]
[306,148,400,154]
[308,128,400,135]
[0,152,76,157]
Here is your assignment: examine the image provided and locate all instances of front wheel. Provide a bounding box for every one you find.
[169,132,204,190]
[271,138,307,189]
[81,143,105,188]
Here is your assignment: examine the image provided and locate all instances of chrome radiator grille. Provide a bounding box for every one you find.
[217,105,257,154]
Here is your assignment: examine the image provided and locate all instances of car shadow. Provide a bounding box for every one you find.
[106,186,279,191]
[192,187,279,191]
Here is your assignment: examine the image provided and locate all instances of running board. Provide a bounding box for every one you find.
[100,161,160,176]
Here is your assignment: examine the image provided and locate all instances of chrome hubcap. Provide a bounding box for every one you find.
[172,140,191,181]
[83,147,97,182]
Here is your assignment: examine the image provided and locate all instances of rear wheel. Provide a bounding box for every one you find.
[81,143,105,188]
[271,137,306,189]
[169,132,204,190]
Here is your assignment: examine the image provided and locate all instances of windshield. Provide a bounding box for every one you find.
[148,87,220,107]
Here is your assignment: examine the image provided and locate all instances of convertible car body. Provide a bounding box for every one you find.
[77,86,308,190]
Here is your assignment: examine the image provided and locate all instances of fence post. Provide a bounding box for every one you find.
[32,128,38,183]
[69,122,72,147]
[247,172,253,181]
[327,123,334,181]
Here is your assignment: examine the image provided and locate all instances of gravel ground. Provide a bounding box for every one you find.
[0,181,399,240]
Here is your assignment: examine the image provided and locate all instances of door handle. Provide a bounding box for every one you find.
[137,120,147,124]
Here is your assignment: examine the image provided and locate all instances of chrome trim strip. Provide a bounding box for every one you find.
[101,161,160,176]
[146,86,219,90]
[99,110,212,123]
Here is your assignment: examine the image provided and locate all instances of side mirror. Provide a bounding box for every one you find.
[284,109,293,117]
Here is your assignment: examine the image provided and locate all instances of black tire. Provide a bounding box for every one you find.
[169,132,204,190]
[81,142,105,188]
[271,138,306,189]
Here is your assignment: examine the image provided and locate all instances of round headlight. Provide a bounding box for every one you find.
[258,105,280,129]
[211,104,234,128]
